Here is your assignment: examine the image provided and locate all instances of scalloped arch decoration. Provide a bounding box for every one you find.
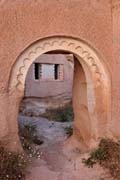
[9,36,109,92]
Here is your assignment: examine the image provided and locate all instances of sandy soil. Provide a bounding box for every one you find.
[19,116,112,180]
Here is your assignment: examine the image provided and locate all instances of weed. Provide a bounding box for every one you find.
[65,126,73,137]
[0,143,27,180]
[83,139,120,179]
[42,105,74,122]
[19,124,43,152]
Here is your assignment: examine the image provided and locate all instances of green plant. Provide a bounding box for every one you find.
[42,105,74,122]
[65,126,73,137]
[0,144,27,180]
[83,139,120,179]
[19,124,43,152]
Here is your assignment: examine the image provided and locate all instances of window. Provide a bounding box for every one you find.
[34,63,63,80]
[55,64,59,80]
[34,63,39,80]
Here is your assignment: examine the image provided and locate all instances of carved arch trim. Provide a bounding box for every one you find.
[9,36,109,93]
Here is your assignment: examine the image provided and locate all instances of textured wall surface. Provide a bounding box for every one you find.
[0,0,116,151]
[25,54,74,98]
[109,0,120,139]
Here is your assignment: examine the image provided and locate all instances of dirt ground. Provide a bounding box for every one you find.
[19,116,112,180]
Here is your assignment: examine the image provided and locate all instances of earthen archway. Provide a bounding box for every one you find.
[8,36,111,150]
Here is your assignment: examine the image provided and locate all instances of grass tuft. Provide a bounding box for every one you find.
[0,143,27,180]
[65,126,73,137]
[19,124,44,148]
[83,139,120,179]
[42,105,74,122]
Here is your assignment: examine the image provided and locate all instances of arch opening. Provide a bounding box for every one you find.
[18,51,90,152]
[8,36,111,151]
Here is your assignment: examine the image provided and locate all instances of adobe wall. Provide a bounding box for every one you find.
[108,0,120,139]
[0,0,115,151]
[25,54,74,98]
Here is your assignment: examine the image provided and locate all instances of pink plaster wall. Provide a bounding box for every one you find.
[25,54,74,98]
[0,0,112,93]
[0,0,115,150]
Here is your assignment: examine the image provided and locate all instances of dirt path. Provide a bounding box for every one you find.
[19,116,112,180]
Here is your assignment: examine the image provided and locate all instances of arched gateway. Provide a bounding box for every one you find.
[8,36,111,151]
